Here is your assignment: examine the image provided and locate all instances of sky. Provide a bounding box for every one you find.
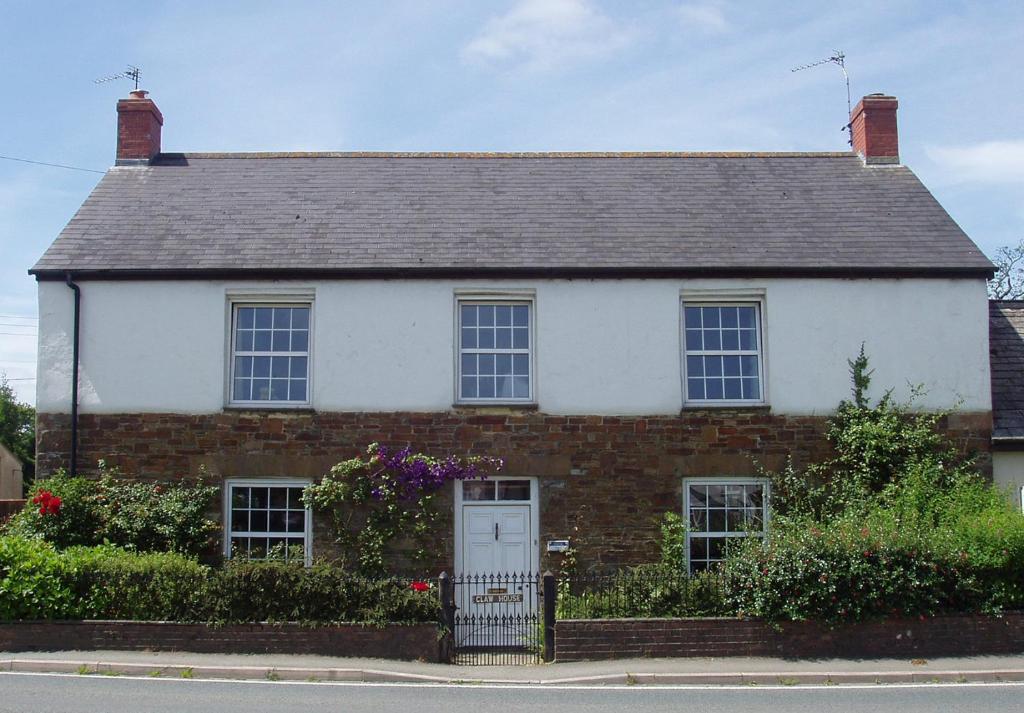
[1,0,1022,405]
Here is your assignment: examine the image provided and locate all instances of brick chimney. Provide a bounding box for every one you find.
[850,93,898,165]
[116,90,163,164]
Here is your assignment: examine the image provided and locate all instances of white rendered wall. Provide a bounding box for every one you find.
[993,451,1024,510]
[36,277,991,416]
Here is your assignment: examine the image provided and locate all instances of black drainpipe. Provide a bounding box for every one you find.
[65,272,80,478]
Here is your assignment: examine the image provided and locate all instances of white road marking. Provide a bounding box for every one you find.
[3,671,1024,692]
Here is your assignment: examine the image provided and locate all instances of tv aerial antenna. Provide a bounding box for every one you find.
[792,51,852,146]
[94,65,142,91]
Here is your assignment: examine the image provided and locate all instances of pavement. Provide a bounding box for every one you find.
[4,650,1024,686]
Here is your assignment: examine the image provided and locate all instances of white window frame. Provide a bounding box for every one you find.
[682,477,769,573]
[226,291,314,408]
[454,291,537,405]
[681,290,767,407]
[223,478,313,566]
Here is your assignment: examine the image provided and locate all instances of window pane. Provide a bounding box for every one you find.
[461,354,477,376]
[253,330,272,351]
[290,356,308,378]
[725,485,744,507]
[739,329,757,350]
[269,378,288,401]
[689,485,707,507]
[290,380,307,401]
[271,357,289,378]
[708,537,725,560]
[292,308,309,329]
[254,308,273,328]
[478,305,494,326]
[497,480,531,500]
[687,378,705,400]
[478,329,494,349]
[708,509,726,532]
[287,511,305,533]
[269,511,287,532]
[250,510,268,532]
[702,307,720,328]
[705,357,722,377]
[723,355,740,376]
[233,379,251,401]
[232,487,250,508]
[461,328,477,349]
[461,304,477,327]
[251,379,270,400]
[513,376,530,398]
[272,330,290,351]
[231,509,248,532]
[512,305,528,326]
[724,378,742,399]
[703,330,721,350]
[479,354,495,375]
[236,330,254,351]
[686,355,703,377]
[722,330,739,350]
[463,481,494,501]
[690,537,708,559]
[237,308,255,329]
[495,305,512,326]
[479,378,495,398]
[706,379,723,399]
[273,308,291,329]
[684,307,702,328]
[689,508,706,530]
[707,486,725,507]
[235,356,252,377]
[513,327,529,349]
[742,378,760,400]
[738,306,756,328]
[291,330,309,352]
[495,354,512,375]
[721,307,738,328]
[740,355,759,376]
[747,485,764,508]
[685,330,702,351]
[495,328,512,349]
[512,354,529,375]
[461,377,477,399]
[253,357,271,377]
[287,487,304,507]
[496,376,514,399]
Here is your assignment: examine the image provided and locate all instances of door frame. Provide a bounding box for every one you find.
[454,475,540,576]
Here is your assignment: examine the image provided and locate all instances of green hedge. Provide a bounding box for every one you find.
[0,537,438,625]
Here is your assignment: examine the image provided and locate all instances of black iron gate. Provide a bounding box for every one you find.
[440,572,553,665]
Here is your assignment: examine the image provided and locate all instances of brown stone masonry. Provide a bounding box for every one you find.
[35,409,991,570]
[555,613,1024,661]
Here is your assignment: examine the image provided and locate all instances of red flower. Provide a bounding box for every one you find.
[31,490,62,517]
[410,581,430,592]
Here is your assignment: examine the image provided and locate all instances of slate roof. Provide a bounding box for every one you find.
[991,301,1024,440]
[31,152,993,278]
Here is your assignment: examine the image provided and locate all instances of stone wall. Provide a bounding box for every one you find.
[35,409,991,570]
[0,621,439,661]
[555,613,1024,661]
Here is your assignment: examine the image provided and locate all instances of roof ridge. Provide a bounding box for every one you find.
[161,151,857,160]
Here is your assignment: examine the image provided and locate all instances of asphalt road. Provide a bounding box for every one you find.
[3,673,1023,713]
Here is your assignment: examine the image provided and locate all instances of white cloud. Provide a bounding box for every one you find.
[926,140,1024,184]
[462,0,634,70]
[674,2,729,33]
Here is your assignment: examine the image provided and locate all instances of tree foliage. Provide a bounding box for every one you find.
[0,374,35,490]
[989,239,1024,300]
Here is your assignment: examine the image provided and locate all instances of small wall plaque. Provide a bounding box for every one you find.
[547,539,570,553]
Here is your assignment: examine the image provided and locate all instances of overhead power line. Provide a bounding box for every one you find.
[0,154,105,175]
[0,332,37,336]
[0,314,37,320]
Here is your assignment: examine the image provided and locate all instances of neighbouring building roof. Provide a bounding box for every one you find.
[31,152,993,279]
[991,301,1024,441]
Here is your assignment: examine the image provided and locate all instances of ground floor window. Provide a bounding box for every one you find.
[683,478,768,572]
[224,479,311,564]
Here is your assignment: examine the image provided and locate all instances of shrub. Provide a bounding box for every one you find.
[558,565,729,619]
[5,466,218,556]
[62,546,213,622]
[0,536,74,620]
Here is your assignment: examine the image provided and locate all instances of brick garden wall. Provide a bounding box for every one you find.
[0,621,439,661]
[35,409,991,571]
[555,613,1024,661]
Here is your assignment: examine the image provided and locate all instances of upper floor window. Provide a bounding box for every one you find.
[457,300,533,402]
[683,303,763,404]
[231,304,311,405]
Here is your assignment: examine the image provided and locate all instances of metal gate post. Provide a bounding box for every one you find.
[438,572,456,664]
[543,571,556,662]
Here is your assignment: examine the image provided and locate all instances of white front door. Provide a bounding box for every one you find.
[463,505,531,575]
